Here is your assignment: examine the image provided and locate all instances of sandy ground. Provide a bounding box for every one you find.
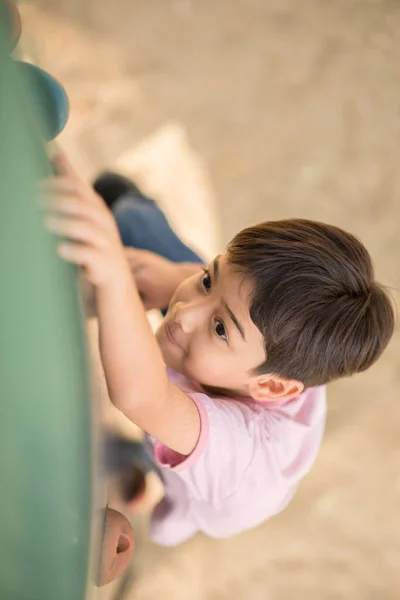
[18,1,400,598]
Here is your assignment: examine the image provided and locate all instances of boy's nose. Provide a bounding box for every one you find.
[174,299,206,333]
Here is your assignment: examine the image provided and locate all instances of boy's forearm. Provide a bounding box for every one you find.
[84,260,203,318]
[176,262,204,281]
[94,270,201,454]
[95,271,168,415]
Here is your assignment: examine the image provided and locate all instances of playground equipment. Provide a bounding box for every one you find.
[0,2,136,598]
[16,60,70,141]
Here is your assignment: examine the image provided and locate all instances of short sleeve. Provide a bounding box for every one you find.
[153,392,261,505]
[154,392,210,471]
[148,381,326,539]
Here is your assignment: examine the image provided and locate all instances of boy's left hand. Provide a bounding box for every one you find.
[41,152,130,289]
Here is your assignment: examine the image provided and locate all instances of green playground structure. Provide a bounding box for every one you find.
[0,3,134,598]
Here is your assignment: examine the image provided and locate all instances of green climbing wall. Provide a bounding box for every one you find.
[0,13,93,600]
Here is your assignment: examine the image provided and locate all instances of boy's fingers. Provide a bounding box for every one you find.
[39,177,101,207]
[40,162,109,210]
[133,268,150,286]
[44,215,107,248]
[125,248,148,268]
[52,151,80,181]
[57,242,96,266]
[51,152,103,206]
[39,177,80,195]
[40,196,113,230]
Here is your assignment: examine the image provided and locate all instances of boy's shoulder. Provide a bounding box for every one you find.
[159,369,326,499]
[167,366,326,434]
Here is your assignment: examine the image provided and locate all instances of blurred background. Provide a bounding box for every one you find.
[20,1,400,598]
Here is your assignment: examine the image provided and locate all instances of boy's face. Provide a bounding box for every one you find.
[156,253,266,396]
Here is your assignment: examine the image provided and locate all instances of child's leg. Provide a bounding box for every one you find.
[94,172,204,265]
[114,196,203,264]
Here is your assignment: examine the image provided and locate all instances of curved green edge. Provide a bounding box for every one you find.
[0,17,92,600]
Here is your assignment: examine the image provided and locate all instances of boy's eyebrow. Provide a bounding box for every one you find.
[212,256,246,341]
[223,301,246,341]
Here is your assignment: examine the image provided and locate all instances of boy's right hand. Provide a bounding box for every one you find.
[125,249,190,311]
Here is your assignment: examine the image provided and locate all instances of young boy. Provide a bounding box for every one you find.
[43,154,395,546]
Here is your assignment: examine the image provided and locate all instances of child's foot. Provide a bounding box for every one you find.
[93,172,146,210]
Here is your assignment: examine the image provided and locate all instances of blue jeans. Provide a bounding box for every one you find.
[113,194,204,265]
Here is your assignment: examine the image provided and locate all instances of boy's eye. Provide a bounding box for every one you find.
[202,269,212,292]
[214,319,227,342]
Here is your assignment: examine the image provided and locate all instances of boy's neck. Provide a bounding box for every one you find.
[200,382,250,399]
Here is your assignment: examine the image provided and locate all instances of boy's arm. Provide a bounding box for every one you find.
[95,271,201,456]
[43,154,201,456]
[82,251,203,317]
[125,248,203,310]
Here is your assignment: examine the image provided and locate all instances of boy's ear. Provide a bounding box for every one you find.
[247,374,304,402]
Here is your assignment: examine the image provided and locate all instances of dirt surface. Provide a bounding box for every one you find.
[20,1,400,598]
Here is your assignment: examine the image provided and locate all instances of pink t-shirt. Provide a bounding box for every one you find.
[145,368,326,546]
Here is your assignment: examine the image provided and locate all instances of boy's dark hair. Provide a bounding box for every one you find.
[227,219,395,387]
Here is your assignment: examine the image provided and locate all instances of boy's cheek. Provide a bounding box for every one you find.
[188,354,228,386]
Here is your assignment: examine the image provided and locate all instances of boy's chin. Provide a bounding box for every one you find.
[159,347,183,373]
